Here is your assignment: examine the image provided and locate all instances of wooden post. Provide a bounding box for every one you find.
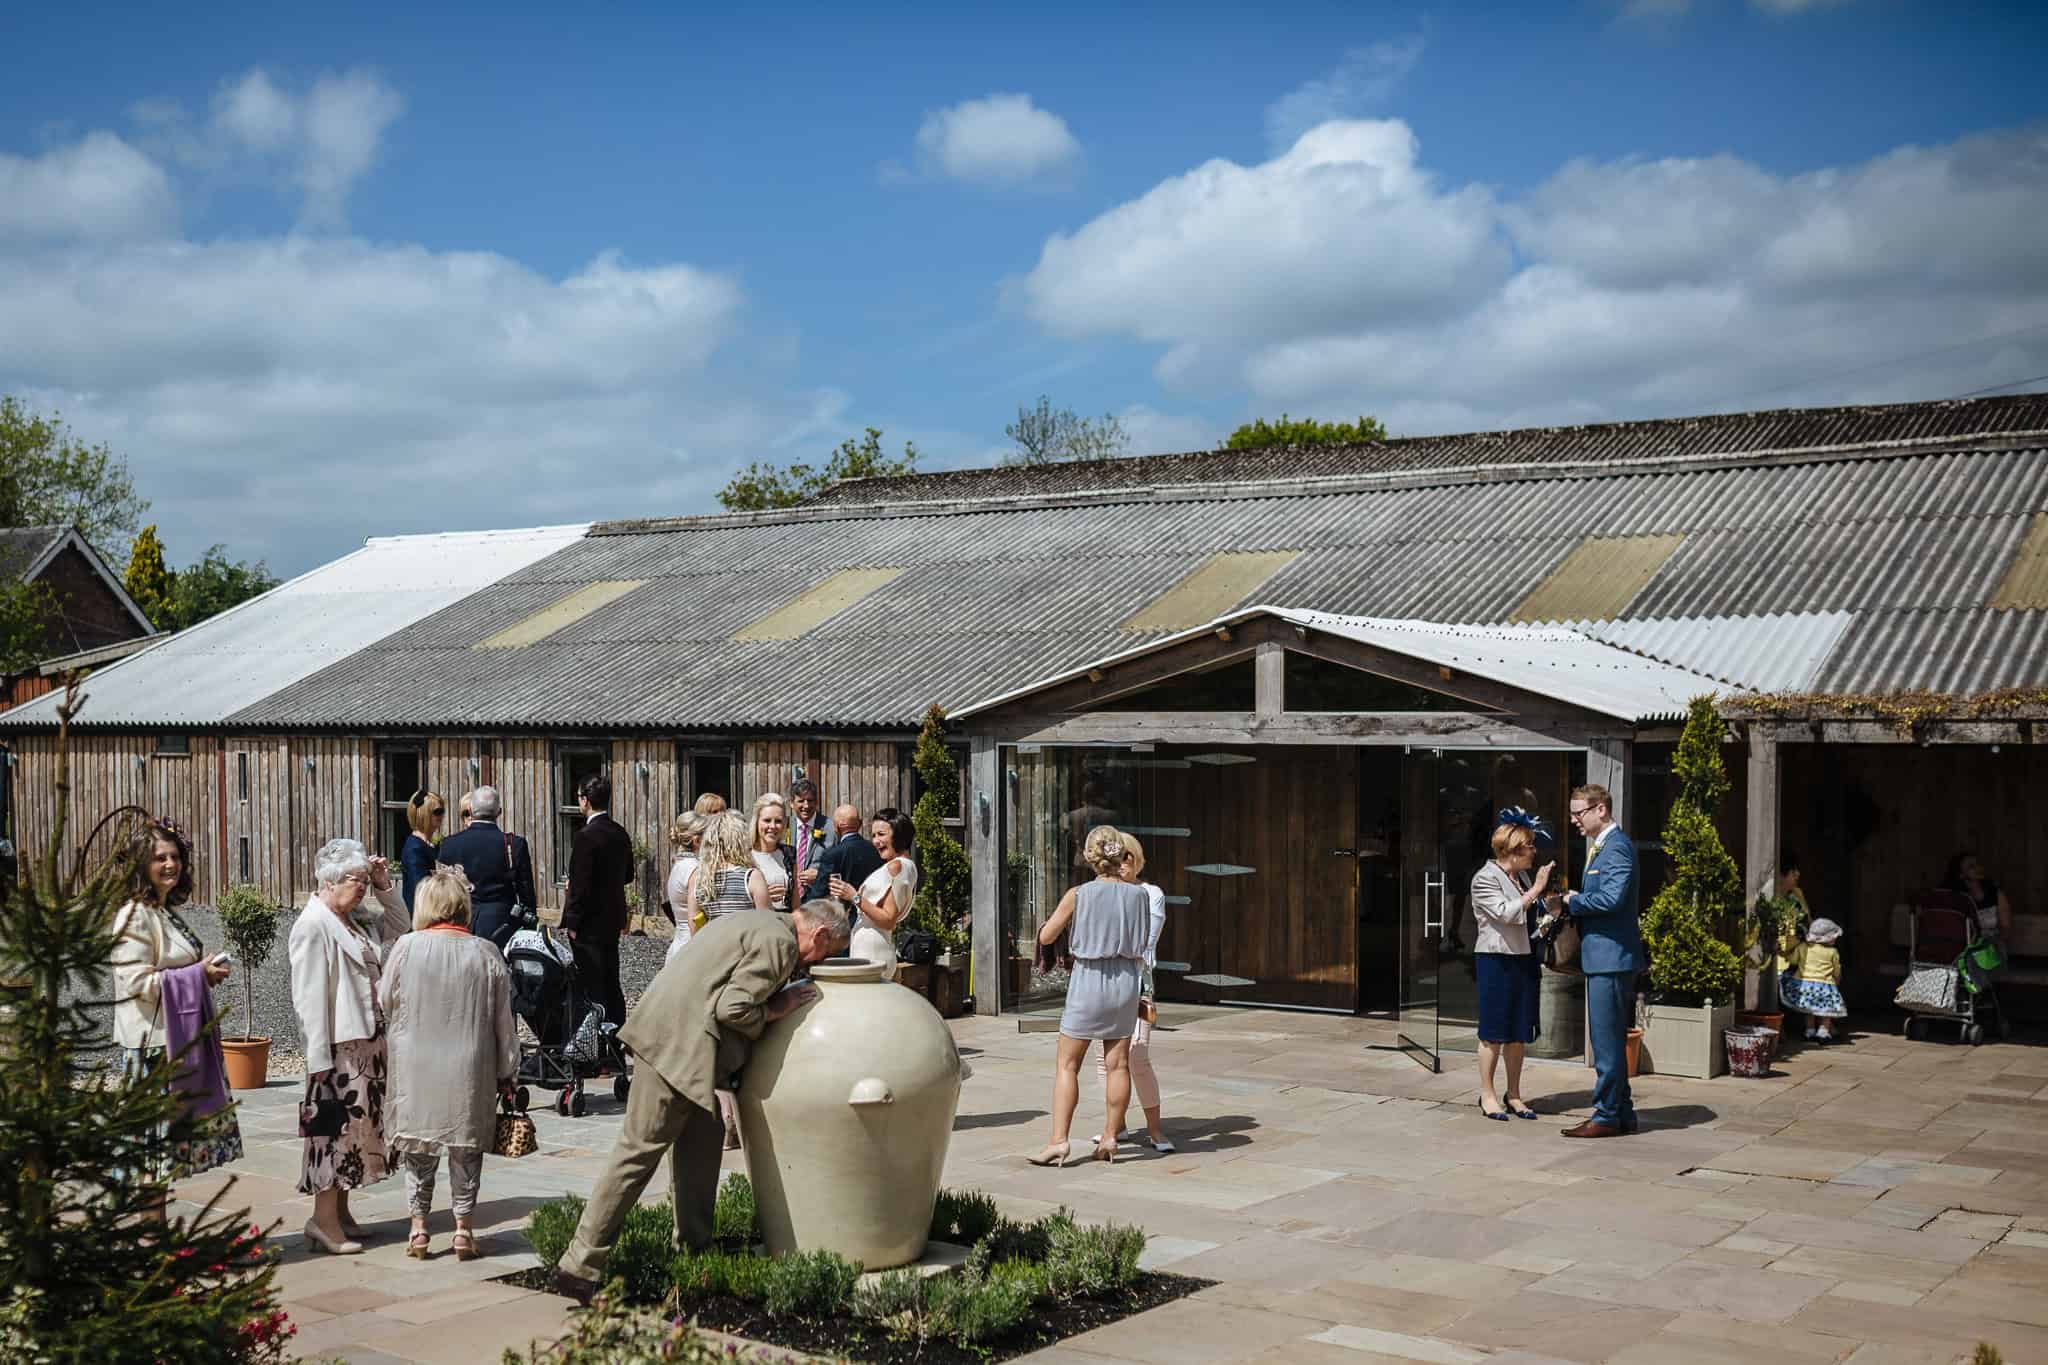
[1254,640,1284,719]
[969,735,1000,1016]
[1744,723,1781,1011]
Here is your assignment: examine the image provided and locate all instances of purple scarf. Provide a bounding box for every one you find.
[158,962,231,1120]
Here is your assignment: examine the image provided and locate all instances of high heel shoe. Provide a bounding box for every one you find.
[1478,1100,1510,1122]
[452,1229,480,1262]
[303,1219,364,1256]
[1027,1140,1073,1168]
[1093,1137,1118,1163]
[406,1230,431,1260]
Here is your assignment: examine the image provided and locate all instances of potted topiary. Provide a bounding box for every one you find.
[908,705,974,1013]
[214,882,281,1089]
[1637,698,1745,1078]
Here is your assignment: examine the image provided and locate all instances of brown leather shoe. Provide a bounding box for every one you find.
[553,1270,598,1305]
[1561,1119,1623,1139]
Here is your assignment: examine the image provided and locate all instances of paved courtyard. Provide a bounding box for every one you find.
[180,1006,2048,1364]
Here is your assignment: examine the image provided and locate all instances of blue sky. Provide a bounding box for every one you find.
[3,0,2046,574]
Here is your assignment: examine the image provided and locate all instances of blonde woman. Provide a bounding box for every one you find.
[1028,826,1150,1167]
[1469,812,1553,1121]
[748,793,794,910]
[1092,833,1172,1153]
[693,791,728,817]
[399,790,447,912]
[379,869,518,1260]
[664,810,711,963]
[681,810,768,1149]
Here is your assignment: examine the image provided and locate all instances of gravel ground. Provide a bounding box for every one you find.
[82,904,674,1079]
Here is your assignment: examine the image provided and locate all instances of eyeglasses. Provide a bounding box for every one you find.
[338,873,371,887]
[1568,806,1594,818]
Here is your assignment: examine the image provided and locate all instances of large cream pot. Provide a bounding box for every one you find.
[736,960,964,1269]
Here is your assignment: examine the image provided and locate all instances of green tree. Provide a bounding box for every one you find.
[1640,696,1744,1005]
[0,685,291,1362]
[0,396,148,555]
[1003,396,1130,465]
[0,578,55,677]
[124,525,175,629]
[161,546,279,633]
[907,705,972,952]
[718,427,920,512]
[1224,413,1387,450]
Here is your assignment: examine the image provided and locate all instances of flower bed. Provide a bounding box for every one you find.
[503,1179,1210,1364]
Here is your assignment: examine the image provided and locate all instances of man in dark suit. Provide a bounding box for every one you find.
[563,773,634,1031]
[815,803,882,922]
[787,777,833,907]
[1555,782,1643,1139]
[435,785,537,949]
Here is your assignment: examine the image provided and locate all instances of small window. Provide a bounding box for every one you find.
[237,836,251,883]
[377,744,426,860]
[677,745,736,811]
[236,751,250,803]
[155,734,191,756]
[555,743,609,883]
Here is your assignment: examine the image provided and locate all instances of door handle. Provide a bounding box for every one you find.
[1424,867,1446,936]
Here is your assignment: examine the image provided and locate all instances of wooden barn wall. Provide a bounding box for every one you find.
[1778,742,2047,1004]
[284,738,373,901]
[425,738,484,818]
[742,739,910,824]
[495,738,561,910]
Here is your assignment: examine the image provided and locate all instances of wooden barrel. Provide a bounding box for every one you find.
[1530,969,1584,1060]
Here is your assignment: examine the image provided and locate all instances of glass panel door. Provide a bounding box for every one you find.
[1397,749,1442,1070]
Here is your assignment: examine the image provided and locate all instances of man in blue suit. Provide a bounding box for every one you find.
[1558,783,1641,1138]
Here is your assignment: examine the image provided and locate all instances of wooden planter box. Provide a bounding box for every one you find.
[1637,1000,1736,1078]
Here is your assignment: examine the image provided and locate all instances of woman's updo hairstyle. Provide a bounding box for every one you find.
[1083,825,1128,875]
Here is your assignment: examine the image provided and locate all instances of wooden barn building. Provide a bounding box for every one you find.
[4,395,2046,1062]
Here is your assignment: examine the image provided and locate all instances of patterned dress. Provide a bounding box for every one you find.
[120,1047,245,1182]
[297,974,392,1194]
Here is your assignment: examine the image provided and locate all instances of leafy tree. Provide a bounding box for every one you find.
[907,705,971,952]
[160,546,279,633]
[124,525,175,629]
[1224,413,1387,450]
[0,684,291,1362]
[1004,396,1129,465]
[0,578,55,677]
[0,396,148,555]
[718,427,920,512]
[1640,696,1744,1005]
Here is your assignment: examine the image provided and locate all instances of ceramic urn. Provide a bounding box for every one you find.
[736,959,965,1269]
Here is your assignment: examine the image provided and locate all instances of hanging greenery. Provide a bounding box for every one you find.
[0,683,289,1362]
[907,704,972,952]
[1640,696,1745,1005]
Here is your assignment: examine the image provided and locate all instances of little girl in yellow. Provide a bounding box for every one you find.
[1780,918,1847,1043]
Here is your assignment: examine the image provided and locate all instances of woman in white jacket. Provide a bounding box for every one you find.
[288,837,411,1255]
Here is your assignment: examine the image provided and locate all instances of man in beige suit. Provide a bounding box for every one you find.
[556,900,848,1298]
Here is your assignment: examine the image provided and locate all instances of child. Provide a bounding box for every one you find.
[1780,918,1847,1043]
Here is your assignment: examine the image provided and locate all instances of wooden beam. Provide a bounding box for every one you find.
[1255,640,1284,719]
[1587,738,1629,829]
[969,735,1000,1016]
[993,710,1606,749]
[1743,723,1780,1010]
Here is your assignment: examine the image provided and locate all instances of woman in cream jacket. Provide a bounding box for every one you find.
[288,837,411,1254]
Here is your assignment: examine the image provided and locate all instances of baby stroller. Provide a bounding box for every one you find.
[505,925,632,1115]
[1895,891,2007,1045]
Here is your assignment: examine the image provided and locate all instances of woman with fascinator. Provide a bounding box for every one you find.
[1027,825,1151,1167]
[109,819,244,1213]
[1467,808,1554,1121]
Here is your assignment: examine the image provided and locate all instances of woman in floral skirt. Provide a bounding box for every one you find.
[109,819,243,1209]
[288,837,411,1254]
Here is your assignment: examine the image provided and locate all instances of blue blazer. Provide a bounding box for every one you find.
[1569,826,1642,974]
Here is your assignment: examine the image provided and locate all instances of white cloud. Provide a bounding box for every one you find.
[1265,35,1424,151]
[911,93,1081,188]
[1017,121,2048,435]
[0,104,845,573]
[1621,0,1858,16]
[1116,404,1216,455]
[0,132,176,241]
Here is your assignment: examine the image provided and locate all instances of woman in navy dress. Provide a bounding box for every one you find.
[399,790,447,912]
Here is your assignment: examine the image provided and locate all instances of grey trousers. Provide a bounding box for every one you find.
[558,1063,724,1285]
[404,1148,483,1220]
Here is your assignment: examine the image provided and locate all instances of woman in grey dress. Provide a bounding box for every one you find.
[1029,825,1151,1167]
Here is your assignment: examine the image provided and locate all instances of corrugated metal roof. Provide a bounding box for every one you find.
[1814,608,2048,694]
[1510,534,1685,623]
[954,605,1730,724]
[1119,551,1301,632]
[732,567,906,641]
[476,580,647,649]
[1989,512,2048,610]
[1,525,590,727]
[1572,613,1851,692]
[811,394,2048,506]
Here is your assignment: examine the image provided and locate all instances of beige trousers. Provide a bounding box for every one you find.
[558,1064,724,1285]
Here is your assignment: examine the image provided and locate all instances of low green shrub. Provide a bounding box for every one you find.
[1043,1216,1145,1297]
[610,1203,682,1303]
[979,1211,1056,1265]
[760,1249,862,1318]
[926,1264,1037,1344]
[852,1267,927,1336]
[501,1287,723,1364]
[524,1195,586,1272]
[929,1187,1000,1247]
[670,1245,770,1307]
[713,1172,757,1243]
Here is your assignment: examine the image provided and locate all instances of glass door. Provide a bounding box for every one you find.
[1397,749,1443,1070]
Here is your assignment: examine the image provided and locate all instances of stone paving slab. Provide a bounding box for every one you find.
[160,1008,2048,1363]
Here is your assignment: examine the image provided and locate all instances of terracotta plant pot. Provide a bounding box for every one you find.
[221,1036,271,1090]
[1625,1027,1644,1078]
[737,959,964,1270]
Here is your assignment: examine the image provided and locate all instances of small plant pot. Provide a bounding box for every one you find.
[1625,1027,1644,1078]
[1736,1011,1785,1059]
[221,1036,271,1090]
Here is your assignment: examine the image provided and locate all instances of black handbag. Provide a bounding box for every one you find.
[298,1077,348,1140]
[898,930,939,966]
